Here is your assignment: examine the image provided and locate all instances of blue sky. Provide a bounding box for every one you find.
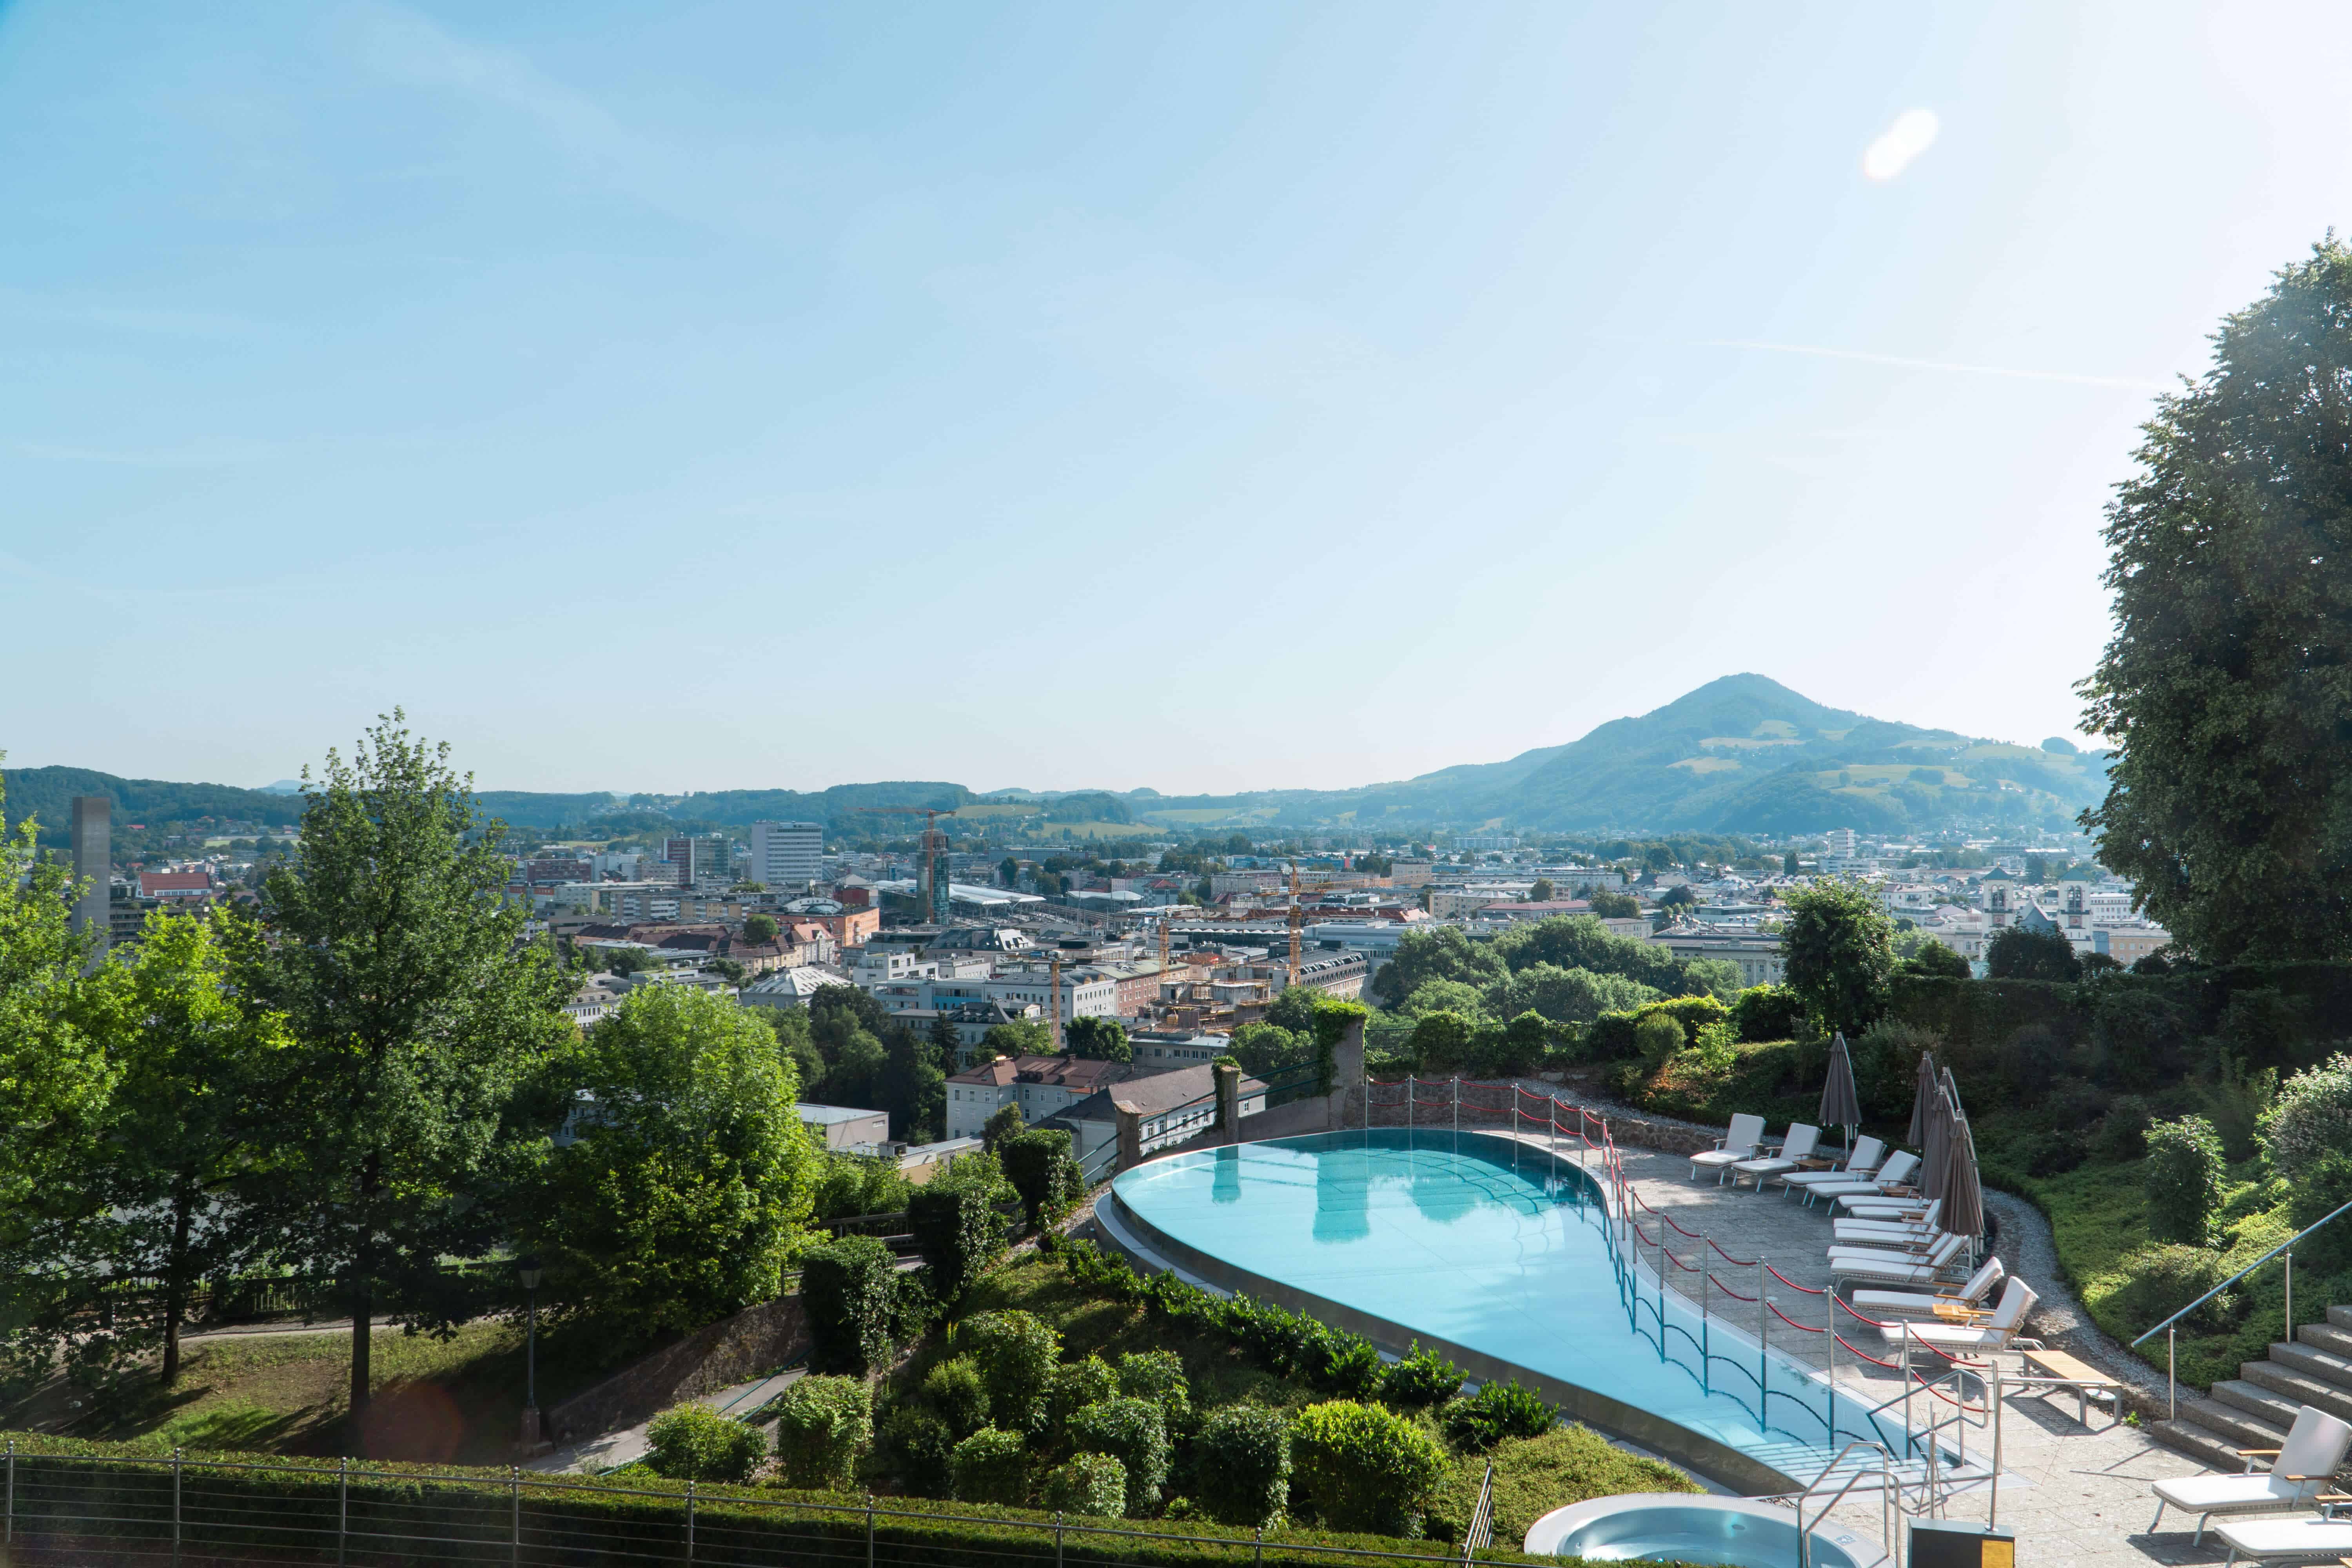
[7,1,2350,796]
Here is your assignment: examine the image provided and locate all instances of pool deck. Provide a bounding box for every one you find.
[1608,1140,2235,1568]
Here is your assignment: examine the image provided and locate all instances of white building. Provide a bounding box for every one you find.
[943,1054,1135,1142]
[750,821,825,891]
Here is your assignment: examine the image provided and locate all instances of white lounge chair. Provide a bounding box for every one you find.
[1878,1279,2038,1354]
[1731,1123,1819,1189]
[1833,1203,1944,1247]
[1829,1232,1969,1287]
[2215,1515,2352,1568]
[2152,1405,2352,1546]
[1801,1151,1919,1207]
[1852,1258,2005,1321]
[1688,1114,1768,1184]
[1782,1136,1886,1200]
[1837,1187,1935,1218]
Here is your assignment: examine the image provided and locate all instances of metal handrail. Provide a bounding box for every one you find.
[2130,1193,2352,1420]
[1795,1441,1893,1568]
[2130,1196,2352,1346]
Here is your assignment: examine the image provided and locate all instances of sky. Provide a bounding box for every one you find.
[6,0,2351,797]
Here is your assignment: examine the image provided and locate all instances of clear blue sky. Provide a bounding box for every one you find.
[7,1,2349,796]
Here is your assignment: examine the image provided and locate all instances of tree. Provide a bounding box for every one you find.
[1778,878,1896,1036]
[1064,1015,1132,1063]
[998,857,1019,887]
[742,913,779,945]
[982,1101,1025,1151]
[981,1019,1053,1058]
[520,985,817,1341]
[243,715,572,1430]
[1528,878,1554,903]
[2080,241,2352,961]
[1984,926,2081,982]
[1366,926,1503,1007]
[1900,939,1972,980]
[1783,851,1801,875]
[1585,889,1640,918]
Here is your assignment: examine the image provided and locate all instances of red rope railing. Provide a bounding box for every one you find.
[1768,1299,1823,1333]
[1707,1272,1758,1301]
[1766,1263,1825,1296]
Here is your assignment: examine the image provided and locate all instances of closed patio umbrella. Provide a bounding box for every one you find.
[1942,1113,1985,1244]
[1906,1051,1940,1147]
[1819,1032,1862,1156]
[1920,1084,1954,1203]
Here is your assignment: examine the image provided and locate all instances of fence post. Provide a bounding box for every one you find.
[1255,1526,1265,1568]
[1901,1323,1914,1459]
[2168,1325,2177,1421]
[866,1491,876,1568]
[1700,1238,1710,1395]
[1452,1076,1460,1135]
[337,1455,347,1567]
[1826,1308,1837,1443]
[2286,1249,2295,1344]
[511,1465,521,1568]
[5,1436,13,1544]
[685,1479,695,1566]
[1054,1510,1064,1568]
[1760,1285,1771,1414]
[172,1445,183,1568]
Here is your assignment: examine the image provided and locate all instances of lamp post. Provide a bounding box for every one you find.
[516,1255,543,1452]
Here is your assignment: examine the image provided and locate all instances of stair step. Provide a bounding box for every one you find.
[2297,1323,2352,1362]
[2273,1342,2352,1394]
[2185,1391,2291,1450]
[2327,1305,2352,1333]
[2153,1416,2253,1472]
[2240,1360,2352,1422]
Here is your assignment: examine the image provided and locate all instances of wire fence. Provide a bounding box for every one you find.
[0,1444,1544,1568]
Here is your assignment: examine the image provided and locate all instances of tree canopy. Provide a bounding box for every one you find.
[1778,878,1895,1036]
[2081,239,2352,961]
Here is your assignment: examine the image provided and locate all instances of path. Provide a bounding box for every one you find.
[526,1366,805,1475]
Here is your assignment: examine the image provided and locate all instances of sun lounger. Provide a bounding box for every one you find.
[1781,1136,1887,1200]
[1833,1204,1944,1247]
[1828,1232,1968,1286]
[1852,1258,2005,1321]
[2151,1405,2352,1546]
[1837,1189,1935,1218]
[1730,1123,1819,1189]
[2214,1514,2352,1568]
[1689,1114,1768,1184]
[1878,1279,2038,1354]
[1800,1151,1918,1207]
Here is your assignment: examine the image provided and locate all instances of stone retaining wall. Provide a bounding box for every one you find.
[546,1294,809,1445]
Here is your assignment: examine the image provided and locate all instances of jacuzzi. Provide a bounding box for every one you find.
[1524,1494,1884,1568]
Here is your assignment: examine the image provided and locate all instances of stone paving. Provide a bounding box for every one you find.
[1606,1142,2239,1568]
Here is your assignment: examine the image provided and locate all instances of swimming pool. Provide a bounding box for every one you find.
[1523,1495,1882,1568]
[1105,1128,1921,1490]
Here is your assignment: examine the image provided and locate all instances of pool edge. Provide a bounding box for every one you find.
[1096,1159,1803,1498]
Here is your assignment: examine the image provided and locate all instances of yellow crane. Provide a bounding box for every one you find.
[853,806,958,920]
[1287,860,1304,985]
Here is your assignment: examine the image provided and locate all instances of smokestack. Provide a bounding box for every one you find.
[70,795,110,969]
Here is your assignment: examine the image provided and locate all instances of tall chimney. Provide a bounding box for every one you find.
[70,795,111,968]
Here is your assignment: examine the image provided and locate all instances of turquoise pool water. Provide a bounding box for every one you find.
[1109,1129,1913,1480]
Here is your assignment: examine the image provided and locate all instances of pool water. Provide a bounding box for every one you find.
[1110,1129,1912,1480]
[1529,1499,1873,1568]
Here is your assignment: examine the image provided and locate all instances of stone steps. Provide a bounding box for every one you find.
[2181,1390,2290,1450]
[2294,1321,2352,1361]
[2151,1307,2352,1471]
[2239,1359,2352,1423]
[2273,1339,2352,1393]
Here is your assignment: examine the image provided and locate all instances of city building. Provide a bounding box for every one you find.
[750,820,825,891]
[138,869,216,901]
[797,1103,893,1152]
[1646,924,1786,987]
[944,1054,1133,1141]
[70,795,109,966]
[1037,1062,1267,1168]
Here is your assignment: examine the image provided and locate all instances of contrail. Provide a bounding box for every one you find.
[1703,338,2168,392]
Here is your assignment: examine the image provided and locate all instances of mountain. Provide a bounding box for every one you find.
[5,677,2111,844]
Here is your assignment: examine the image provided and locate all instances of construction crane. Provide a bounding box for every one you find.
[854,806,958,922]
[1287,860,1304,985]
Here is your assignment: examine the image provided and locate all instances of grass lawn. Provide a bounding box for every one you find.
[2,1318,633,1465]
[898,1255,1696,1540]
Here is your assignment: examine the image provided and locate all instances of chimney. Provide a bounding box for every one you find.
[70,795,111,969]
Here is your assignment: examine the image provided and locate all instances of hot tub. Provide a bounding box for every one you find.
[1523,1494,1883,1568]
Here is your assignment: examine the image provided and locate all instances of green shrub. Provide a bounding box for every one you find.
[922,1355,993,1437]
[876,1405,953,1490]
[1584,1011,1640,1060]
[2143,1115,2227,1245]
[2026,1130,2087,1177]
[1050,1354,1122,1430]
[2092,1095,2152,1161]
[957,1310,1061,1434]
[1315,1334,1386,1398]
[1377,1343,1464,1408]
[2204,1062,2278,1162]
[1731,985,1804,1042]
[2289,1149,2352,1272]
[1194,1404,1291,1529]
[1441,1381,1556,1451]
[2263,1051,2352,1182]
[1289,1400,1448,1537]
[1067,1397,1171,1517]
[771,1375,872,1490]
[1853,1020,1942,1120]
[1115,1350,1192,1434]
[642,1403,768,1483]
[1633,1012,1684,1068]
[1001,1128,1081,1228]
[1043,1452,1129,1517]
[1409,1011,1475,1071]
[801,1235,898,1375]
[910,1165,1012,1299]
[949,1426,1029,1505]
[2114,1242,2238,1331]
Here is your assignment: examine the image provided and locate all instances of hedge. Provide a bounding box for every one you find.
[0,1432,1560,1568]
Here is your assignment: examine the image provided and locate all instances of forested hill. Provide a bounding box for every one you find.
[1,767,307,841]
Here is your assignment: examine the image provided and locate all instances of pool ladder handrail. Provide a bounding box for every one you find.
[1460,1461,1495,1564]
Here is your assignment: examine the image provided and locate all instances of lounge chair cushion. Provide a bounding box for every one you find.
[2212,1517,2352,1562]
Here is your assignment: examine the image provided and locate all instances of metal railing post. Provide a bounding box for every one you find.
[1762,1290,1773,1412]
[2286,1249,2295,1344]
[1901,1323,1914,1459]
[1055,1510,1064,1568]
[2168,1326,2177,1420]
[337,1455,347,1567]
[172,1446,183,1568]
[5,1437,13,1544]
[1700,1236,1711,1394]
[1452,1075,1460,1136]
[1989,1370,2003,1529]
[686,1479,695,1566]
[1826,1309,1837,1443]
[866,1491,876,1568]
[511,1465,521,1568]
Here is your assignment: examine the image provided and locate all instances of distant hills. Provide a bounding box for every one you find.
[3,675,2108,843]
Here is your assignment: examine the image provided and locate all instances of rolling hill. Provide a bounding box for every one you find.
[4,676,2109,843]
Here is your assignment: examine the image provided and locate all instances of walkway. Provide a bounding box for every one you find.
[526,1367,804,1475]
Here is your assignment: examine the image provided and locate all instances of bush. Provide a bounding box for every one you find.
[1377,1342,1464,1408]
[643,1403,768,1484]
[922,1355,993,1438]
[1633,1012,1684,1068]
[1852,1020,1942,1120]
[1288,1400,1448,1537]
[801,1235,898,1375]
[1314,1334,1386,1398]
[1067,1397,1171,1517]
[1731,985,1805,1042]
[949,1426,1029,1505]
[982,1102,1025,1151]
[2092,1095,2152,1161]
[1986,926,2080,982]
[771,1375,872,1490]
[2289,1149,2352,1272]
[1441,1380,1557,1451]
[1043,1452,1129,1517]
[1194,1404,1291,1529]
[1116,1350,1192,1434]
[2262,1051,2352,1183]
[1050,1354,1122,1430]
[2143,1116,2227,1245]
[877,1405,953,1489]
[1000,1128,1081,1228]
[958,1310,1061,1435]
[1409,1011,1475,1071]
[910,1167,1012,1299]
[2114,1242,2237,1332]
[2026,1130,2088,1177]
[1584,1011,1640,1060]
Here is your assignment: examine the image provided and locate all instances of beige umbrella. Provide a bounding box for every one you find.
[1905,1051,1940,1147]
[1920,1084,1954,1204]
[1819,1032,1863,1155]
[1942,1113,1985,1242]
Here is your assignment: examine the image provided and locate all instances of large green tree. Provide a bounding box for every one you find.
[1778,878,1895,1036]
[2081,240,2352,960]
[245,715,571,1432]
[521,985,818,1340]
